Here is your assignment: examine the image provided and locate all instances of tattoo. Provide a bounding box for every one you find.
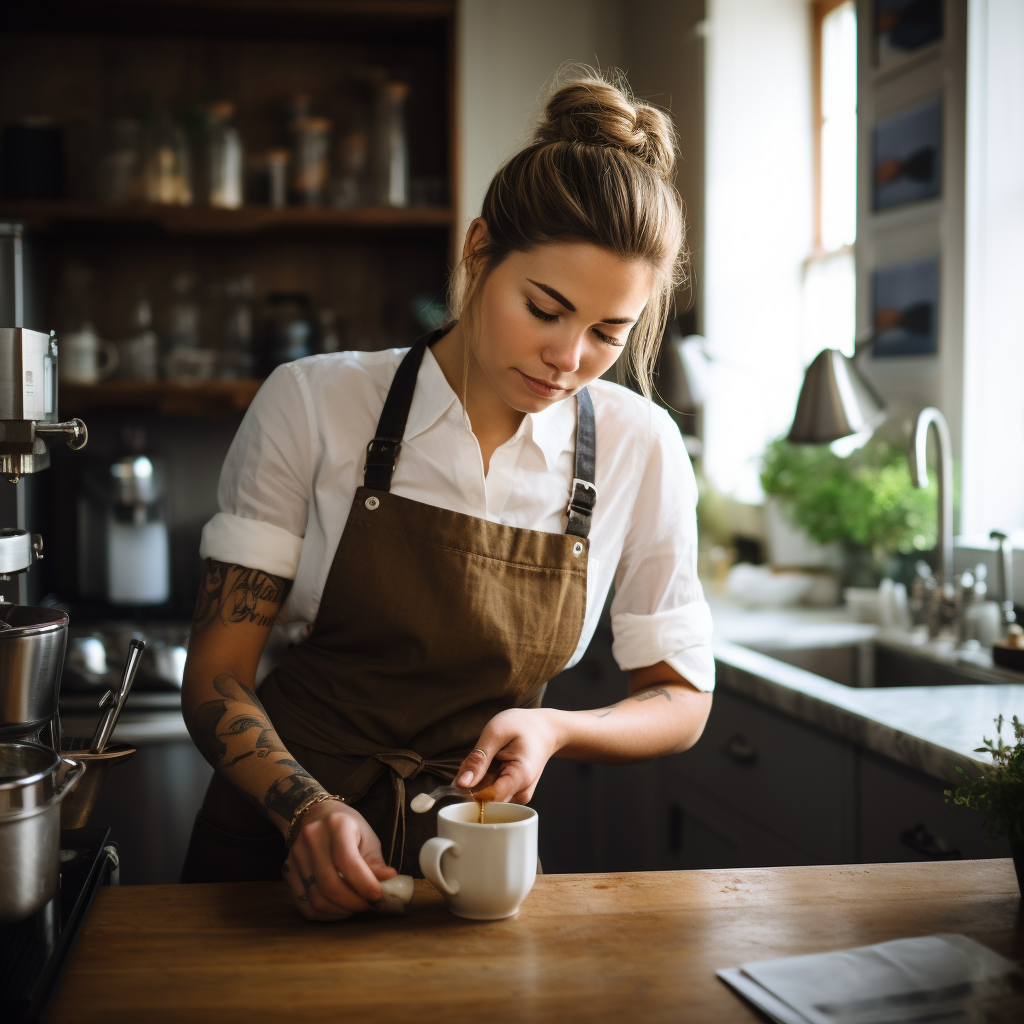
[188,673,325,823]
[588,686,673,718]
[189,674,286,767]
[264,760,322,822]
[633,687,672,703]
[191,559,290,638]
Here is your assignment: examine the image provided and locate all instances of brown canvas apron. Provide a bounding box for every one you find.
[181,327,598,881]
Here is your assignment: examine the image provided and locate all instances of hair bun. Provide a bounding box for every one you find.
[534,77,677,180]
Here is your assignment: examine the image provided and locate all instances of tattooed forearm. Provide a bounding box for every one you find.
[186,674,325,822]
[264,761,323,822]
[191,559,291,637]
[188,673,287,768]
[588,686,674,718]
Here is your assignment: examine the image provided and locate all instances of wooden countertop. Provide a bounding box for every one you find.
[48,861,1023,1024]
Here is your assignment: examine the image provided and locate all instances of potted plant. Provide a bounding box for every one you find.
[760,437,938,586]
[945,715,1024,894]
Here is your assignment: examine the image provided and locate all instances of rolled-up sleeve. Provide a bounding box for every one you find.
[610,408,714,691]
[199,363,311,580]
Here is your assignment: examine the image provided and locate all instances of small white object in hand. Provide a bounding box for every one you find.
[379,874,415,913]
[410,792,436,813]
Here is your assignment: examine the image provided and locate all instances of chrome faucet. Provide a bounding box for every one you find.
[989,530,1017,636]
[909,407,955,637]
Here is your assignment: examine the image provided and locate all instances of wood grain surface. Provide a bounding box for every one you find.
[46,861,1024,1024]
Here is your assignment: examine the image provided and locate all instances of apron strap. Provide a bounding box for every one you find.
[363,327,447,492]
[363,325,599,540]
[566,385,597,540]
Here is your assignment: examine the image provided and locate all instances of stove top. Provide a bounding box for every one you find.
[0,828,116,1024]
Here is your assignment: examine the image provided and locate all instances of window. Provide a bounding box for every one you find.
[803,0,857,367]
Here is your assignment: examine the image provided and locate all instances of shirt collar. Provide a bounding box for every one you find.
[404,347,461,440]
[405,348,579,471]
[521,393,578,471]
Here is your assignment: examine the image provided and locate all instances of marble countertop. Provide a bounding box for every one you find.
[707,595,1024,783]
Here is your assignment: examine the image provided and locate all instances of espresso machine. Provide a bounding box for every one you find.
[0,223,89,751]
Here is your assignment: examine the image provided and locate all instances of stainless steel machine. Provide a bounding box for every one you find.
[0,223,90,749]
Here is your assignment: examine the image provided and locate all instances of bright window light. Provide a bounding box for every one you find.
[820,1,857,250]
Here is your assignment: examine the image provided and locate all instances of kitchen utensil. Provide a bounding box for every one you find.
[410,784,470,813]
[89,638,145,753]
[419,802,538,920]
[58,738,136,828]
[410,772,500,813]
[0,604,69,749]
[0,741,84,922]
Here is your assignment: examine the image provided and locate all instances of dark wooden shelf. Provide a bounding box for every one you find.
[60,379,264,418]
[0,201,454,235]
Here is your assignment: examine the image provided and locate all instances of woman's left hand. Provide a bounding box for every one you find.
[455,708,563,804]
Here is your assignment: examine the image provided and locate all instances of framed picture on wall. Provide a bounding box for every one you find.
[872,97,942,211]
[874,0,943,67]
[871,258,939,357]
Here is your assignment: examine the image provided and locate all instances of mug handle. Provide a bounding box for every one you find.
[419,837,460,896]
[98,339,120,381]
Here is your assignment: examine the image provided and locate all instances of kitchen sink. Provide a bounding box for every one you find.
[740,637,1023,688]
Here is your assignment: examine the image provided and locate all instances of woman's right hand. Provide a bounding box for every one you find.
[282,800,397,920]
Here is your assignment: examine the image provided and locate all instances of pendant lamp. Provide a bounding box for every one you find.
[787,348,885,445]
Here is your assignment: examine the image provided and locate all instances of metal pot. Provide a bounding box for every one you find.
[59,739,136,829]
[0,604,69,747]
[0,741,84,923]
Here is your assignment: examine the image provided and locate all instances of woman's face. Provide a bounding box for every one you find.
[467,233,655,414]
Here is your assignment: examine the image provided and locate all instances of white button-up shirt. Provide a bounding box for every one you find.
[200,347,714,691]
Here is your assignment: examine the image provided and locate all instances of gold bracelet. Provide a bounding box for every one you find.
[286,792,345,848]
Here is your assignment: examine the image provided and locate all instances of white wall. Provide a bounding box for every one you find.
[457,0,626,242]
[701,0,814,502]
[961,0,1024,538]
[457,0,706,309]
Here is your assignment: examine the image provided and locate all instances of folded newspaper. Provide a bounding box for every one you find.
[718,934,1024,1024]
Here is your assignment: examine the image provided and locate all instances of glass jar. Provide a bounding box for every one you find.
[263,292,313,371]
[288,104,331,206]
[143,113,192,206]
[197,101,243,209]
[367,80,409,208]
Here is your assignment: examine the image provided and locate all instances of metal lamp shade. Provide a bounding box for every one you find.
[787,348,885,444]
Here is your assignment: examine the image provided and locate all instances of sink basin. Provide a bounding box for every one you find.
[740,638,1024,688]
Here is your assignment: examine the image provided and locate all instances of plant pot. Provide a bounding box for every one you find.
[1012,844,1024,897]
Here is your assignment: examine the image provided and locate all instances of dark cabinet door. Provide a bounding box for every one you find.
[858,750,1009,863]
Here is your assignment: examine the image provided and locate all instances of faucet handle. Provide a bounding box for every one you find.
[989,530,1016,630]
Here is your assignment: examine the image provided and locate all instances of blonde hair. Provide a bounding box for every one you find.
[449,69,686,398]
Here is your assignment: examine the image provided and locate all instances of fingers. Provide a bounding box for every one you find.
[331,820,388,905]
[483,762,533,804]
[285,842,352,922]
[456,744,495,789]
[305,817,374,914]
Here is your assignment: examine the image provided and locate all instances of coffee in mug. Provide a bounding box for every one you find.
[419,801,537,920]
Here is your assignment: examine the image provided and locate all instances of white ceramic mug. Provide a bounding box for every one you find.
[60,326,119,385]
[419,802,537,920]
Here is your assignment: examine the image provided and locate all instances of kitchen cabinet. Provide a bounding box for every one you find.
[667,686,858,865]
[537,627,1004,873]
[858,749,1010,863]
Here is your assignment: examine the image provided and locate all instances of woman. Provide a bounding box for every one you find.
[180,73,714,920]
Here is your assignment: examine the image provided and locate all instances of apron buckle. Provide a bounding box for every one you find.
[364,437,403,484]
